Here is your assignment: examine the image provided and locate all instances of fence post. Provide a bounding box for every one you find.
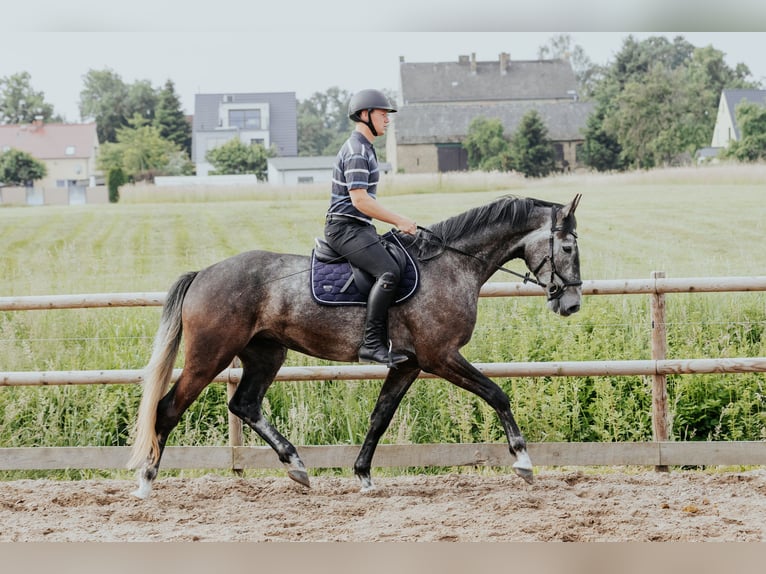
[227,358,244,475]
[650,271,670,472]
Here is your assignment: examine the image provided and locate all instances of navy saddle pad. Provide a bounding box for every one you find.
[310,231,419,306]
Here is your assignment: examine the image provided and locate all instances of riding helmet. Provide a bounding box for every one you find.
[348,89,397,122]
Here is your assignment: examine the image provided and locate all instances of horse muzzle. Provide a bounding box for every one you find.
[546,285,582,317]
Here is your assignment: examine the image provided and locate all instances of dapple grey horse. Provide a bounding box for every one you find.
[128,194,582,498]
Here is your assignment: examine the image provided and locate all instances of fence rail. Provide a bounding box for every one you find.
[2,274,766,472]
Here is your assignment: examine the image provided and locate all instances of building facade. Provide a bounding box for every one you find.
[387,53,594,173]
[192,92,298,177]
[0,121,102,205]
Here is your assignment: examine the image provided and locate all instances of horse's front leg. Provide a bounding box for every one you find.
[424,352,534,484]
[354,362,421,492]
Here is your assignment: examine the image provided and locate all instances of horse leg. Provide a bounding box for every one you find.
[425,352,534,484]
[132,357,232,498]
[227,340,310,487]
[354,362,421,492]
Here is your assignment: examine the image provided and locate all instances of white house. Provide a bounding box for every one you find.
[266,156,335,185]
[696,89,766,163]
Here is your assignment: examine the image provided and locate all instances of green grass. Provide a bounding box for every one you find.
[1,163,766,478]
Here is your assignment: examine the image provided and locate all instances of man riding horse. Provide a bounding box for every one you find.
[324,89,417,367]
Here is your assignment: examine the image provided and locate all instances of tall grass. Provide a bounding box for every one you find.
[1,164,765,478]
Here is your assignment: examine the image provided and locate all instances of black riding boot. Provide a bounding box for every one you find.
[358,272,408,367]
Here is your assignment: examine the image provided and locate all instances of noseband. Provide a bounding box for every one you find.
[416,206,582,302]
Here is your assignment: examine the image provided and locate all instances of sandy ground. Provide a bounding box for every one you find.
[2,469,766,542]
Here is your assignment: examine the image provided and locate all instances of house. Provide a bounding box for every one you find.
[266,156,336,185]
[0,121,103,205]
[192,92,297,176]
[386,53,594,173]
[711,89,766,148]
[697,89,766,163]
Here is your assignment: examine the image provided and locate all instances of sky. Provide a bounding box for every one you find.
[3,2,765,122]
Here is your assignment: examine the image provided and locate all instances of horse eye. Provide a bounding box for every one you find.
[563,245,573,254]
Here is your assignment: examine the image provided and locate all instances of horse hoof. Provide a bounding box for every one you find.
[288,469,311,488]
[131,486,152,500]
[513,466,534,484]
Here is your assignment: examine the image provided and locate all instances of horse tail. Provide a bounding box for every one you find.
[127,271,198,470]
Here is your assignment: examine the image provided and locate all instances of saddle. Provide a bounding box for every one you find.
[310,230,419,306]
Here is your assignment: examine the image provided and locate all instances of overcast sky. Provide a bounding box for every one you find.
[3,2,765,122]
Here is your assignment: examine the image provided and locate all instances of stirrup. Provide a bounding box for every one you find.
[358,340,408,368]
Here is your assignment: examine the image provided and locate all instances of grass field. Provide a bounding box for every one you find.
[1,164,765,477]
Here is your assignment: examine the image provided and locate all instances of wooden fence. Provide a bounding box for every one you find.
[2,273,766,473]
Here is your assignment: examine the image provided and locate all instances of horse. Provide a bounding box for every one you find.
[128,194,582,498]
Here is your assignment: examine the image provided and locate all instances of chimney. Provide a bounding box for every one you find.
[470,52,477,75]
[32,115,44,131]
[499,52,510,75]
[458,54,469,65]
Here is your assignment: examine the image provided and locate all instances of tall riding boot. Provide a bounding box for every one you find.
[358,272,408,367]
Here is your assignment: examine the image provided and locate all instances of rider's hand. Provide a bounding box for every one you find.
[397,217,417,235]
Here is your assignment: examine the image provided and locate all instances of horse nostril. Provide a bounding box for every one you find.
[567,304,581,315]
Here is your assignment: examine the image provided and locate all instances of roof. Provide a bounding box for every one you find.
[0,122,99,159]
[394,101,595,144]
[722,89,766,140]
[268,156,335,171]
[400,56,578,104]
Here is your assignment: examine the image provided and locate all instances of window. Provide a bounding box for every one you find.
[297,176,314,184]
[65,145,76,156]
[250,138,265,146]
[229,109,261,130]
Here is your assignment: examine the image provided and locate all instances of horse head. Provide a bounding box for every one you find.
[524,194,582,317]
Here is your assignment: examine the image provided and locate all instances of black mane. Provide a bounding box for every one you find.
[428,195,558,245]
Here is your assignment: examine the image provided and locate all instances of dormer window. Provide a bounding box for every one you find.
[65,145,76,156]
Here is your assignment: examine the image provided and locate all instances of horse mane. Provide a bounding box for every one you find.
[428,195,556,244]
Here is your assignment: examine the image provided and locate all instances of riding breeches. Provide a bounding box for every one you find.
[324,217,401,284]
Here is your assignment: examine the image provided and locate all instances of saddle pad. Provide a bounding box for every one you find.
[310,234,419,306]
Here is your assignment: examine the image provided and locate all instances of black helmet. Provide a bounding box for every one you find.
[348,89,397,122]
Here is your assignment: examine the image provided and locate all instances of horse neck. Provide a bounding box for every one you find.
[450,205,551,283]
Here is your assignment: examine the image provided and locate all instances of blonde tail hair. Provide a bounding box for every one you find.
[127,272,197,470]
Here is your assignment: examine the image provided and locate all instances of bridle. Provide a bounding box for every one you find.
[416,206,582,301]
[528,209,583,300]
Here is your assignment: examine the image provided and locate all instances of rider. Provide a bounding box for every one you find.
[324,89,417,367]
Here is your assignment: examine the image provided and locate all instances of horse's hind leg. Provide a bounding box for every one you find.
[354,362,421,492]
[227,340,310,487]
[134,355,238,498]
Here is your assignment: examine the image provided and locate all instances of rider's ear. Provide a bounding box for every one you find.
[560,194,582,220]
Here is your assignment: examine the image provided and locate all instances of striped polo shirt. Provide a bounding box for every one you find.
[327,131,380,222]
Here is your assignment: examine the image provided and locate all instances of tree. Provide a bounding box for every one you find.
[107,166,126,203]
[205,138,275,180]
[508,110,555,178]
[722,102,766,161]
[126,80,158,124]
[79,69,130,143]
[298,86,352,156]
[462,116,511,171]
[0,72,61,124]
[0,148,47,187]
[583,34,760,171]
[97,114,192,182]
[153,79,191,156]
[538,33,602,98]
[581,105,625,172]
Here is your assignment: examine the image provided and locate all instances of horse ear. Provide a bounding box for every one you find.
[560,194,582,219]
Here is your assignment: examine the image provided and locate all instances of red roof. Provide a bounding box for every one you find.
[0,122,98,160]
